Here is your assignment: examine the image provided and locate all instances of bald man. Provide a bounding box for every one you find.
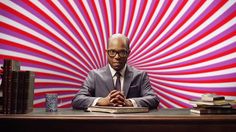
[72,34,159,109]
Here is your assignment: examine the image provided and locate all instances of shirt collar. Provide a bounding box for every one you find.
[109,64,126,77]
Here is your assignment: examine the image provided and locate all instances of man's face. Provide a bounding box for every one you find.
[107,38,129,71]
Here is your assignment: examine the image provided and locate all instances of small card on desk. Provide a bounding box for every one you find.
[86,106,149,114]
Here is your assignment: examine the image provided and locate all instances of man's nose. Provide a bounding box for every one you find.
[114,53,121,59]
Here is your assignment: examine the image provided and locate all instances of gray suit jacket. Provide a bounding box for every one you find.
[72,65,159,109]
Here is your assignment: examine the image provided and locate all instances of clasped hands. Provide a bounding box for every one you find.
[97,90,133,107]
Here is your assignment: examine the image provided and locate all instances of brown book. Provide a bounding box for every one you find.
[2,60,9,114]
[16,71,25,114]
[10,71,19,114]
[22,71,35,114]
[195,104,232,109]
[2,59,20,114]
[0,96,2,113]
[0,66,3,113]
[190,108,236,114]
[189,99,229,106]
[86,106,149,114]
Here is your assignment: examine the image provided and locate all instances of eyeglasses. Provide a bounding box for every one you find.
[107,49,129,58]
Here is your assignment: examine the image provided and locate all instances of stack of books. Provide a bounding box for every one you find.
[0,59,35,114]
[189,94,236,114]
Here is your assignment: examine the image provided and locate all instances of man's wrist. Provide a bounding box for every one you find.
[97,97,110,106]
[129,99,138,107]
[91,97,101,106]
[125,99,133,107]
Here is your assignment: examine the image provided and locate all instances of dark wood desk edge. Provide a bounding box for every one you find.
[1,114,236,122]
[1,109,236,132]
[1,108,236,122]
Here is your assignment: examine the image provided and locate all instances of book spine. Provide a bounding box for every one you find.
[17,71,25,114]
[0,59,21,114]
[202,97,225,102]
[22,71,35,114]
[10,71,19,114]
[0,66,3,113]
[2,59,21,114]
[2,59,9,114]
[191,108,236,114]
[12,60,20,71]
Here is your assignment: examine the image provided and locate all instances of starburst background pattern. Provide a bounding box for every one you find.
[0,0,236,108]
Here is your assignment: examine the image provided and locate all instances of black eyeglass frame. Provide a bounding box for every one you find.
[106,49,129,58]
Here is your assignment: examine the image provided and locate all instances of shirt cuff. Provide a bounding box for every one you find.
[128,99,138,107]
[91,97,101,106]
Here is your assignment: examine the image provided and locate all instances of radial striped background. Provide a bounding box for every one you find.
[0,0,236,108]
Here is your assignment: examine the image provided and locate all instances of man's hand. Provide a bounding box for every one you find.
[124,99,133,107]
[96,95,110,106]
[110,90,133,107]
[109,90,125,106]
[96,90,122,106]
[96,90,133,107]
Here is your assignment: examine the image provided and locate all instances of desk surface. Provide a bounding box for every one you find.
[1,108,236,120]
[1,108,236,132]
[0,108,236,117]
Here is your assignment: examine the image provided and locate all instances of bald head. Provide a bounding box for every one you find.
[107,34,130,50]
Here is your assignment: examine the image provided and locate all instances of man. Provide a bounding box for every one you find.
[72,34,159,109]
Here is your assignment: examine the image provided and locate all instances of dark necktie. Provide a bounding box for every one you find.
[115,72,121,91]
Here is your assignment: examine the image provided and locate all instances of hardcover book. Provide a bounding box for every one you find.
[189,100,229,106]
[86,106,149,114]
[0,59,35,114]
[10,71,19,114]
[17,71,35,114]
[190,108,236,114]
[201,94,225,101]
[195,104,232,109]
[22,71,35,114]
[0,66,3,113]
[16,71,25,114]
[2,59,20,114]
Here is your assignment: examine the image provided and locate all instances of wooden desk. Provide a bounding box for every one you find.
[1,108,236,132]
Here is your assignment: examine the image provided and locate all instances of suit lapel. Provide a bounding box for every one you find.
[123,66,133,97]
[103,65,114,92]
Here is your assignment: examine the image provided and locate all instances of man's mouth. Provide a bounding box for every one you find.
[113,62,121,64]
[113,62,122,65]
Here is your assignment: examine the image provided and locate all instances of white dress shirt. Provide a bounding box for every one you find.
[109,64,126,92]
